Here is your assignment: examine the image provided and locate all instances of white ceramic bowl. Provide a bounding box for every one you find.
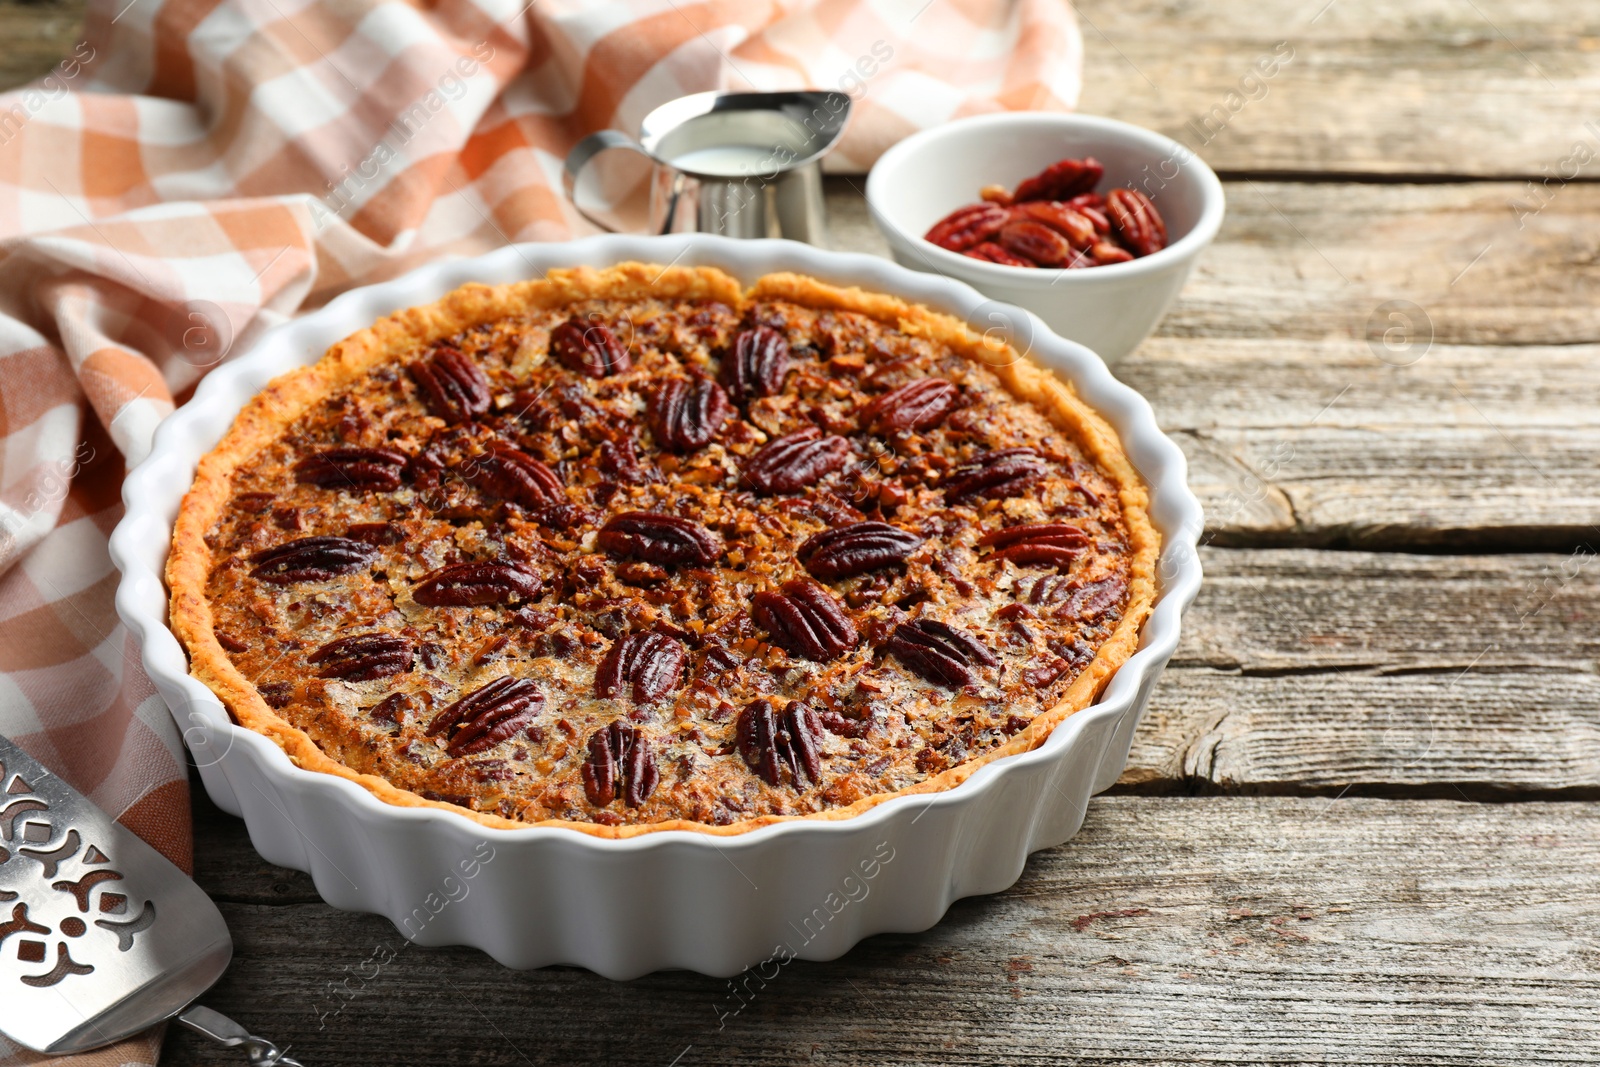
[865,112,1226,363]
[109,235,1203,979]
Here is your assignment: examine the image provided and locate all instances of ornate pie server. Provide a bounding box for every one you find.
[0,735,302,1064]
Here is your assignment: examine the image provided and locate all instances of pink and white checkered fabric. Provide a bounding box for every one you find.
[0,0,1080,1059]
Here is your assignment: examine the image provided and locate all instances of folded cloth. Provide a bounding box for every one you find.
[0,0,1079,1059]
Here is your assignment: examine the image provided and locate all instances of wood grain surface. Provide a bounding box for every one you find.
[0,0,84,92]
[1075,0,1600,178]
[179,791,1600,1067]
[1126,549,1600,797]
[2,0,1595,1063]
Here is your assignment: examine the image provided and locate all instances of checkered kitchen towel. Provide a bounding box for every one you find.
[0,0,1080,1060]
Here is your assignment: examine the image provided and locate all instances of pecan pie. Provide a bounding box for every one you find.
[168,264,1158,837]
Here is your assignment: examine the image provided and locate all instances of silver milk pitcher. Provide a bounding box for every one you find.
[562,90,851,244]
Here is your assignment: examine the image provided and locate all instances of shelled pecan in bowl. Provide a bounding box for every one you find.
[923,157,1170,268]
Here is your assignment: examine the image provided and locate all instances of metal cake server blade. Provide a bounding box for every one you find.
[0,735,302,1064]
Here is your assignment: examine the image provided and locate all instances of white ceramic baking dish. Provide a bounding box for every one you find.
[109,235,1203,979]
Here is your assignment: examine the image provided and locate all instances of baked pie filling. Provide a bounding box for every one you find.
[168,265,1157,835]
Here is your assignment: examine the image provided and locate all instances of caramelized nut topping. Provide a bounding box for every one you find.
[413,562,541,607]
[191,282,1142,831]
[798,522,924,581]
[409,344,490,423]
[346,521,405,545]
[1021,573,1127,621]
[294,448,408,491]
[942,447,1051,503]
[595,632,688,703]
[751,579,859,662]
[1065,576,1127,622]
[720,324,791,400]
[648,375,731,453]
[367,691,419,726]
[597,512,720,567]
[550,316,631,378]
[581,721,659,807]
[248,536,376,584]
[309,632,414,681]
[741,427,852,496]
[462,441,565,508]
[257,681,294,708]
[427,676,544,757]
[861,378,960,434]
[215,630,248,653]
[883,619,998,689]
[736,699,824,790]
[978,523,1091,568]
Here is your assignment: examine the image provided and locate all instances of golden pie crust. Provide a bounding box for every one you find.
[167,263,1158,837]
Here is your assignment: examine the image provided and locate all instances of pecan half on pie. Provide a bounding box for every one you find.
[168,264,1158,836]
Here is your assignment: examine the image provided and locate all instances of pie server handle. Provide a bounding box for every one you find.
[177,1005,305,1066]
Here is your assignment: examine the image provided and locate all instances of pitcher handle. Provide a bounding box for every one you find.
[563,130,657,234]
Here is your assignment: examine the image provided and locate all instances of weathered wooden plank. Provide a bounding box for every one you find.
[1155,180,1600,347]
[168,795,1600,1066]
[1128,667,1600,796]
[1126,341,1600,432]
[1075,0,1600,177]
[1169,421,1600,551]
[0,0,85,93]
[1174,548,1600,674]
[1127,548,1600,794]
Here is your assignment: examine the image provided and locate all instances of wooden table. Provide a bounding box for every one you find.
[6,1,1598,1062]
